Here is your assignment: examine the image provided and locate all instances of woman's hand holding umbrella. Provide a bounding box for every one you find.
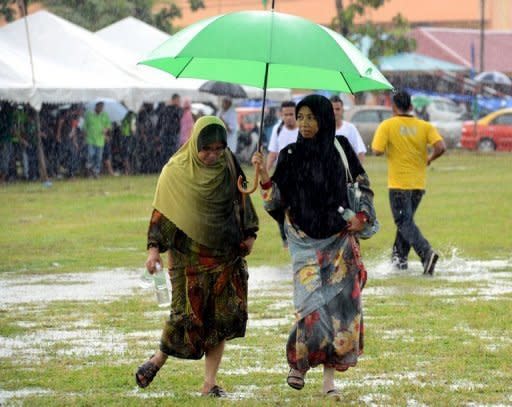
[250,151,270,185]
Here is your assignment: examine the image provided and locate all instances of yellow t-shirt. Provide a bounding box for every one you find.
[372,115,443,189]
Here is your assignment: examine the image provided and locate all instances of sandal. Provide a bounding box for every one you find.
[287,368,305,390]
[135,355,161,388]
[204,385,227,398]
[325,389,341,400]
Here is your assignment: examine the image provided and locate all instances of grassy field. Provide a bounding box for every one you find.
[1,151,511,405]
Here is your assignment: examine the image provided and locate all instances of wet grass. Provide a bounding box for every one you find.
[1,151,512,405]
[1,151,511,275]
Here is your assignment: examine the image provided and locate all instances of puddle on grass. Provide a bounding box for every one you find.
[1,254,511,404]
[1,252,511,304]
[0,388,52,403]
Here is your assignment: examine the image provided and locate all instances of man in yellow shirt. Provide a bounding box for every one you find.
[372,90,446,275]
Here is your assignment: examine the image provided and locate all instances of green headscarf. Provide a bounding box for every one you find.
[152,116,238,249]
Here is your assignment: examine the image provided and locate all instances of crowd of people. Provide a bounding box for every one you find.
[0,94,201,183]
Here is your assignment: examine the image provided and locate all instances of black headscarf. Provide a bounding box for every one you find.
[271,94,364,239]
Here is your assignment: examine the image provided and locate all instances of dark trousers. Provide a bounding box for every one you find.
[389,189,431,263]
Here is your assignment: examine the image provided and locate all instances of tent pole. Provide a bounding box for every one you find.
[18,0,49,183]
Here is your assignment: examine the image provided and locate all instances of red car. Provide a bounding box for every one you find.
[460,108,512,151]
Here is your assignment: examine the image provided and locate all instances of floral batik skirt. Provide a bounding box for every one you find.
[285,222,366,373]
[159,246,249,360]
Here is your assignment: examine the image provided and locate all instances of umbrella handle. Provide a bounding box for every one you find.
[237,164,260,194]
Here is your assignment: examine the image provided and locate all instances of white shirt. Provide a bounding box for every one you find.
[335,121,367,155]
[218,107,238,152]
[268,122,299,153]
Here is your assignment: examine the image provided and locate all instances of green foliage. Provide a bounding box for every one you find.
[37,0,204,33]
[357,13,416,60]
[332,0,415,61]
[153,2,181,34]
[0,0,18,22]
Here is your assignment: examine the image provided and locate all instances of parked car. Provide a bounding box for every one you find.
[344,105,393,149]
[430,118,464,149]
[411,95,468,148]
[415,95,466,122]
[460,107,512,151]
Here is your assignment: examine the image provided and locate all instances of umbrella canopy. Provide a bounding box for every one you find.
[378,52,468,73]
[474,71,512,86]
[139,10,392,94]
[139,6,392,193]
[199,80,248,98]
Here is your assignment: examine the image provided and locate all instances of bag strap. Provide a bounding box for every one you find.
[334,137,353,183]
[276,120,284,137]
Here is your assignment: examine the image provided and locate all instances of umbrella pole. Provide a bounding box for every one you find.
[237,62,270,194]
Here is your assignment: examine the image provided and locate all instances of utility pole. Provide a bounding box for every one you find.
[479,0,485,72]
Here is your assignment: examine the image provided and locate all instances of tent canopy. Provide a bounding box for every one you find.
[0,11,290,110]
[0,11,217,110]
[96,16,291,101]
[378,52,469,73]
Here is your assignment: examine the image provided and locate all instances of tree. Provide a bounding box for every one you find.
[0,0,18,22]
[0,0,205,33]
[332,0,415,62]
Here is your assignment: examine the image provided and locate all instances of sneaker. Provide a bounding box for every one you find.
[391,256,408,270]
[423,251,439,275]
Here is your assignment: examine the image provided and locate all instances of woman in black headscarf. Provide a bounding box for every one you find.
[252,94,377,398]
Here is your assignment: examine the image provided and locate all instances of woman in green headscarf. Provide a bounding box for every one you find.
[135,116,259,397]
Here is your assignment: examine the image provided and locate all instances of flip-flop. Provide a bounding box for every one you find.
[287,368,305,390]
[135,355,160,388]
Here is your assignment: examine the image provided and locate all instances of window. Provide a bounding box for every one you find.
[352,110,380,123]
[493,113,512,126]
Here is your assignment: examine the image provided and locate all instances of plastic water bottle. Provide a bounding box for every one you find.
[153,263,171,308]
[338,206,356,222]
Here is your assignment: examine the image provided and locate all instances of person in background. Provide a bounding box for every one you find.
[135,116,259,398]
[372,89,445,275]
[330,95,367,162]
[24,106,41,181]
[217,97,238,154]
[119,110,136,175]
[251,94,375,399]
[179,98,194,146]
[262,106,279,149]
[57,104,82,178]
[265,100,299,248]
[134,103,154,174]
[0,101,14,183]
[84,101,111,178]
[11,104,29,181]
[156,94,182,166]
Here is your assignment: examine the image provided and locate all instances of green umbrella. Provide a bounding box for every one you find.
[140,2,392,191]
[140,11,391,95]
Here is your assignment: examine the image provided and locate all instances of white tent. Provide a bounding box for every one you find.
[0,11,214,110]
[96,16,292,102]
[96,16,170,60]
[95,16,218,105]
[0,11,148,110]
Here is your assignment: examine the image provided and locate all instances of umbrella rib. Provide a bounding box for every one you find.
[338,70,355,95]
[174,58,194,79]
